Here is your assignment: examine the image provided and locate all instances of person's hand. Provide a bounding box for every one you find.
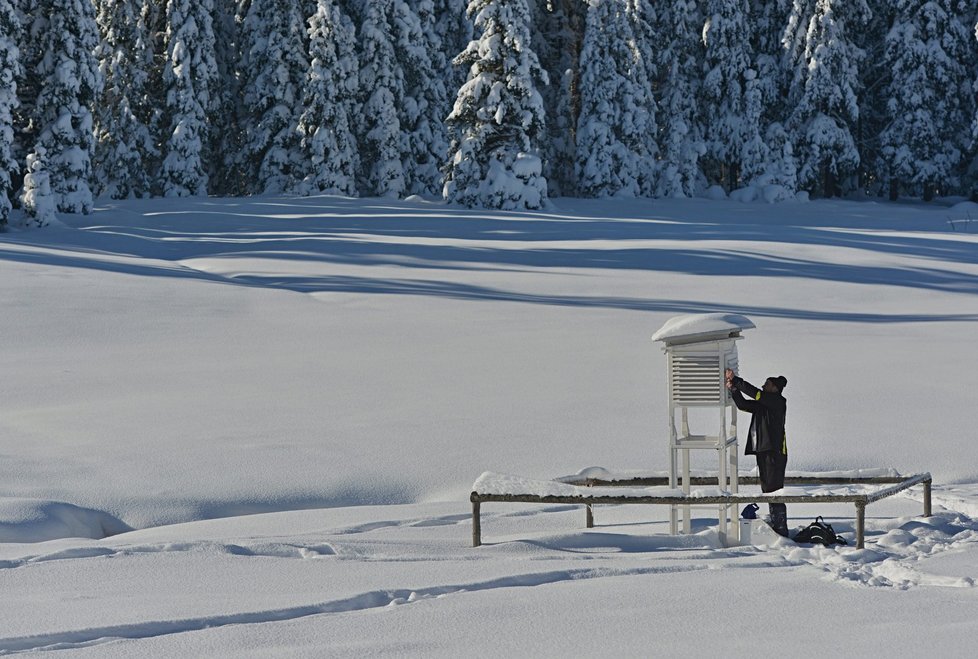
[724,368,735,381]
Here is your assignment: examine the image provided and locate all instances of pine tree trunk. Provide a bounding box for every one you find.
[566,0,584,153]
[727,162,739,191]
[889,179,899,201]
[822,164,837,198]
[922,183,935,202]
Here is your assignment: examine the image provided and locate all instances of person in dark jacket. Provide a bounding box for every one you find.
[725,369,789,536]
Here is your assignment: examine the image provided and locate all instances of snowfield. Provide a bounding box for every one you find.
[1,195,977,656]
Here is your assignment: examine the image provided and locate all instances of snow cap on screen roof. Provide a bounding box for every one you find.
[651,313,755,344]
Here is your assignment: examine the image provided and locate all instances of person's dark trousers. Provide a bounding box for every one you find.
[757,451,789,535]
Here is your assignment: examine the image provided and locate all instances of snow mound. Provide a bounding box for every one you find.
[950,201,978,214]
[651,312,755,343]
[0,498,132,543]
[704,185,727,200]
[561,466,619,482]
[729,184,797,204]
[729,186,758,203]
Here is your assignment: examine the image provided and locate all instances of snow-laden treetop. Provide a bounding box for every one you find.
[651,312,755,344]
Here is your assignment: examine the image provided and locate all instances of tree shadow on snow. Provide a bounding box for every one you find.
[2,195,976,322]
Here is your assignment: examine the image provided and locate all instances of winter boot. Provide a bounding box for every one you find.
[769,510,789,537]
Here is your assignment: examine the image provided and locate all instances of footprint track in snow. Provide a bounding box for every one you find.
[0,540,338,570]
[784,510,978,590]
[0,565,708,654]
[333,511,476,535]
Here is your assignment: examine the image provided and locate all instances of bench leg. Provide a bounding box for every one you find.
[924,479,932,517]
[472,501,481,547]
[586,504,594,528]
[855,502,866,549]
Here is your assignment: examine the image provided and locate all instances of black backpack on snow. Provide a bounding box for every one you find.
[792,516,847,546]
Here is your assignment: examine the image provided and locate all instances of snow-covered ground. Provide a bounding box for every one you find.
[1,195,977,655]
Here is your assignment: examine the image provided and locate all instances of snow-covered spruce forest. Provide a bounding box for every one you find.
[2,0,978,229]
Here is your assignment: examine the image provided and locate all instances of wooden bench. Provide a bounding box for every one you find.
[470,471,932,549]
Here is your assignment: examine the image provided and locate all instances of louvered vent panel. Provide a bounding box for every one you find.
[671,354,722,405]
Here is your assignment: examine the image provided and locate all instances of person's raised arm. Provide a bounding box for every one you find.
[725,369,762,413]
[728,384,762,413]
[728,374,761,400]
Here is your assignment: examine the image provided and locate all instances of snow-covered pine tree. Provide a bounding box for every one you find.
[781,0,816,79]
[700,0,757,190]
[393,0,448,196]
[239,0,309,194]
[753,0,800,185]
[853,0,894,196]
[358,0,405,197]
[93,0,156,199]
[780,0,817,145]
[432,0,475,193]
[0,0,19,227]
[740,67,768,185]
[21,145,57,226]
[653,0,706,197]
[625,0,660,196]
[880,0,974,201]
[294,0,359,196]
[752,0,791,113]
[575,0,656,197]
[160,0,218,197]
[533,0,585,196]
[136,0,168,195]
[751,121,798,201]
[785,0,869,197]
[209,0,247,195]
[13,0,46,188]
[432,0,472,96]
[576,0,625,198]
[26,0,102,214]
[966,9,978,199]
[444,0,548,209]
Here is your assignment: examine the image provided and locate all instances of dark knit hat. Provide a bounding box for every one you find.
[767,375,788,392]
